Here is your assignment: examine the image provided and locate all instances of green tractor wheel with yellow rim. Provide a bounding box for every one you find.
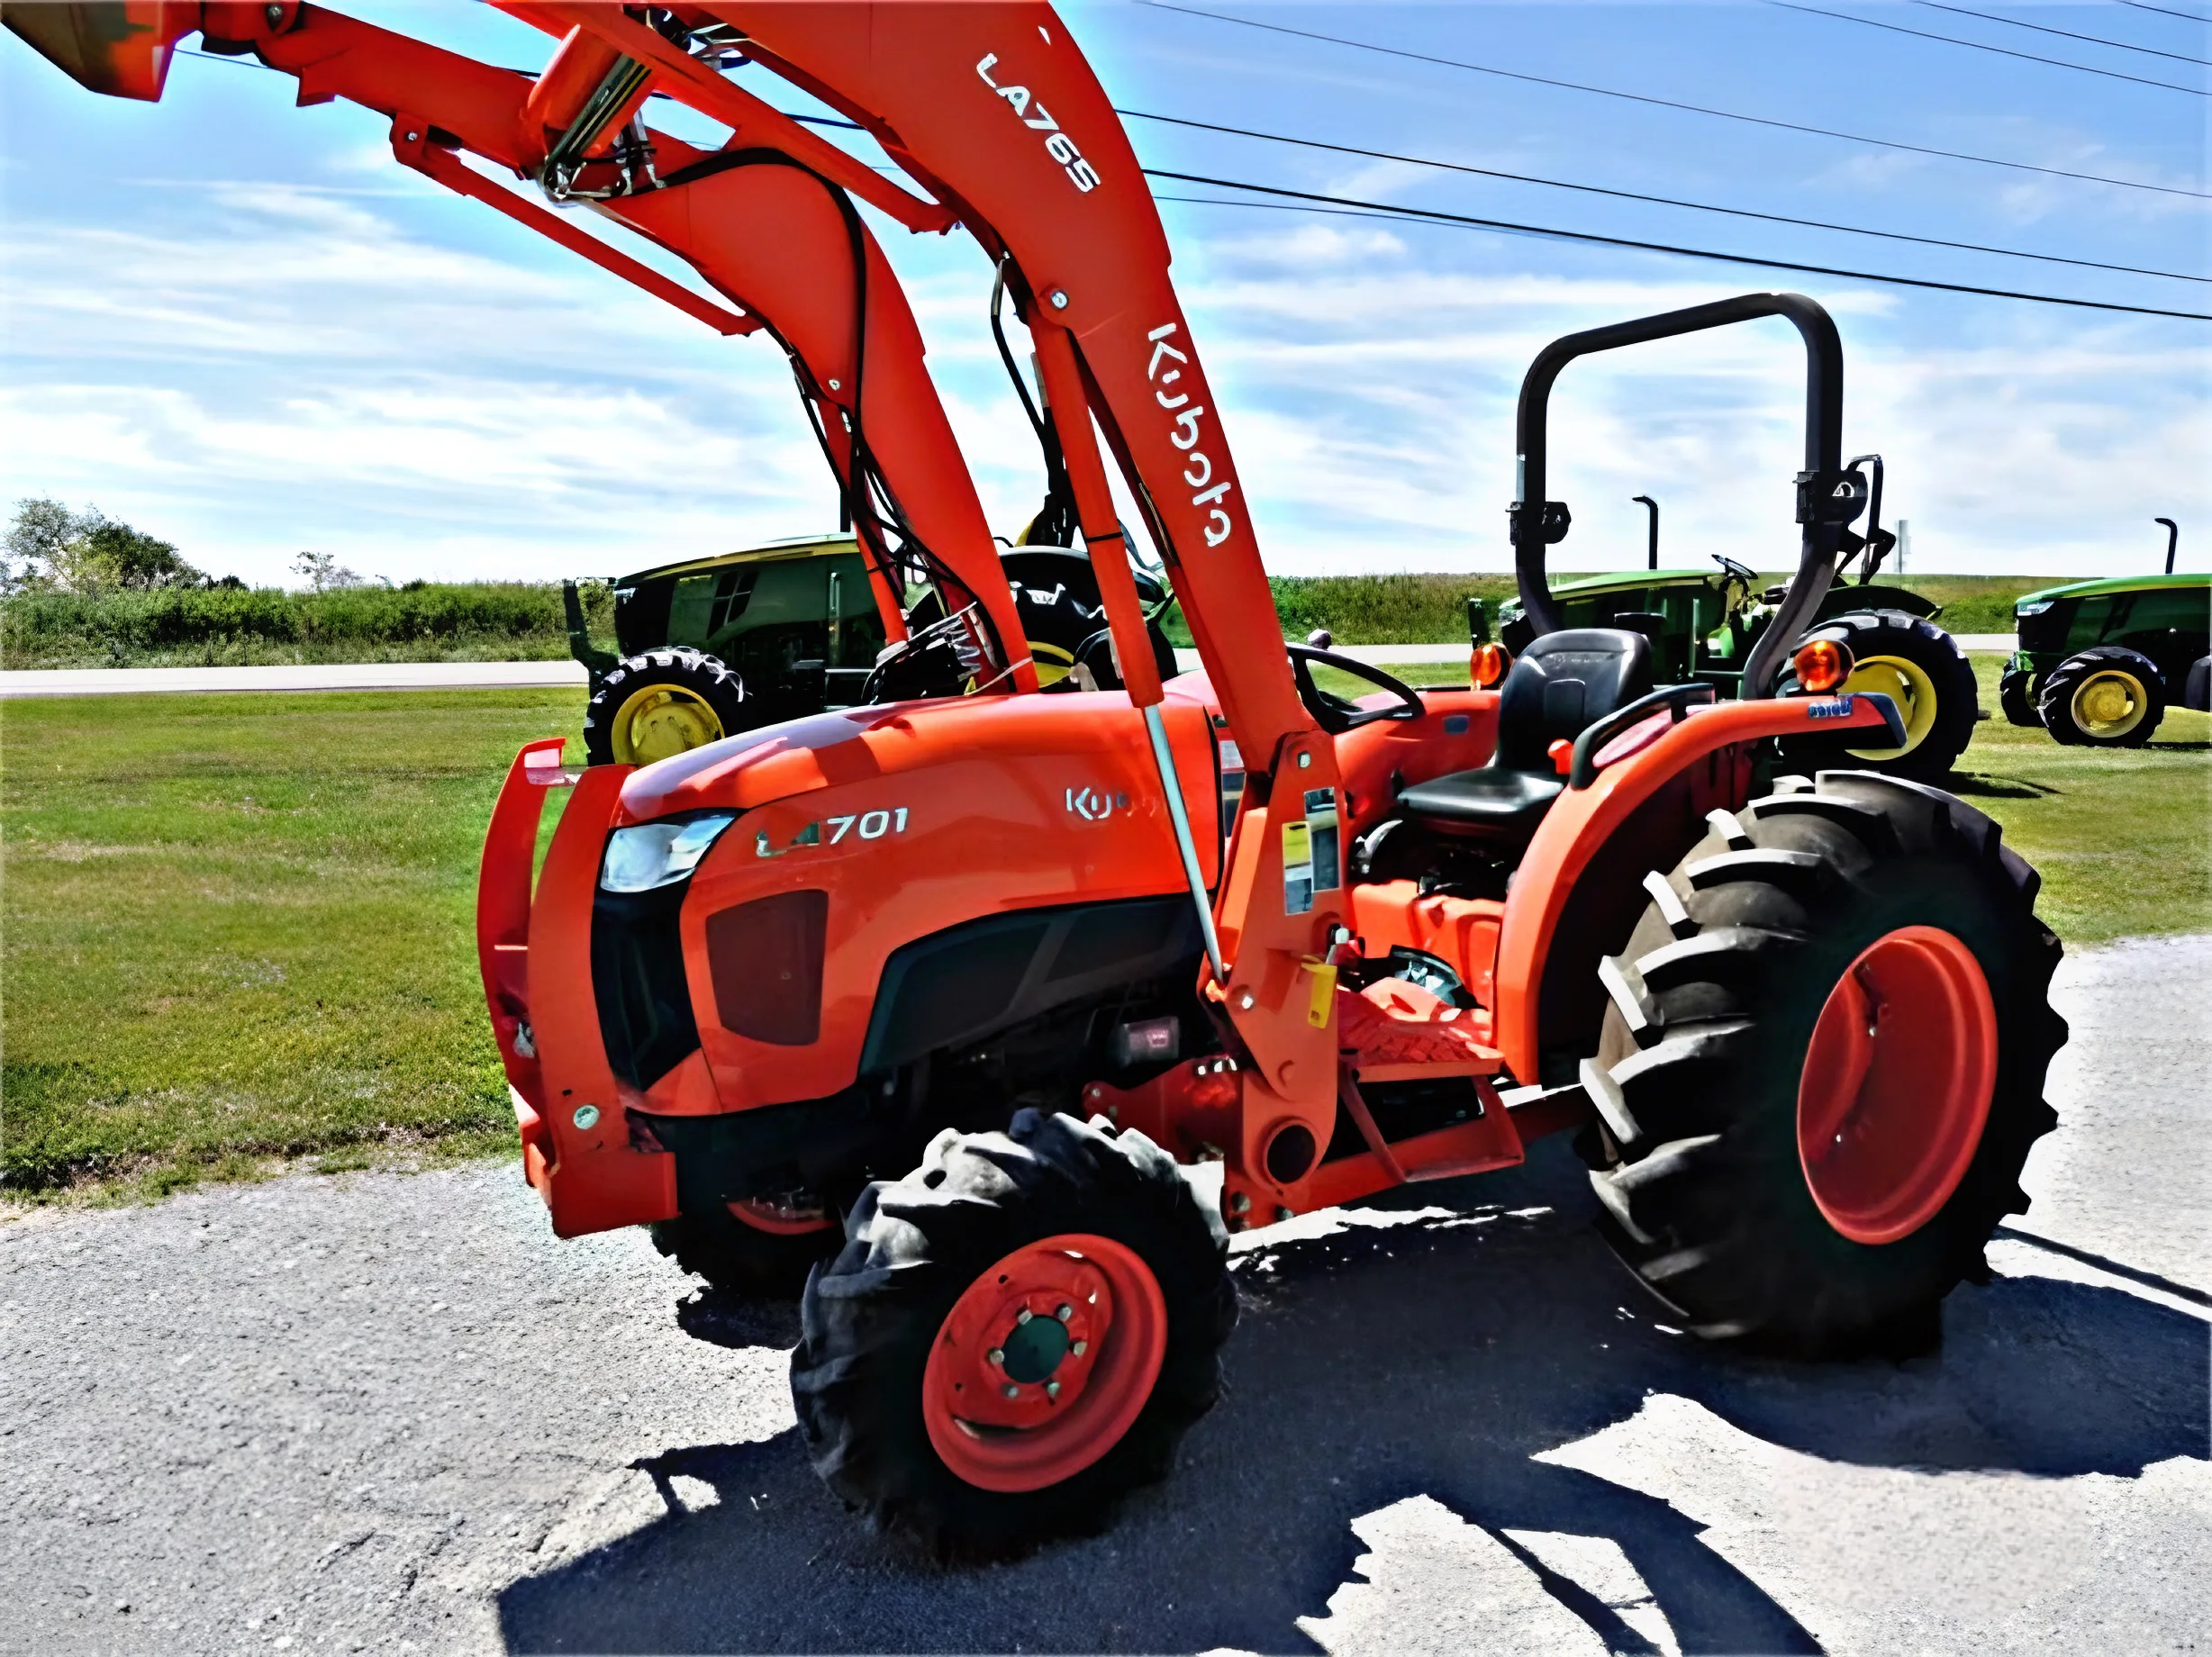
[2037,645,2166,748]
[1776,609,1981,781]
[583,647,753,767]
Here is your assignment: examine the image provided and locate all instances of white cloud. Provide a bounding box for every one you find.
[3,104,2203,589]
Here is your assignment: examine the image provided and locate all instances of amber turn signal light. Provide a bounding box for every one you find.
[1472,642,1511,688]
[1791,636,1853,694]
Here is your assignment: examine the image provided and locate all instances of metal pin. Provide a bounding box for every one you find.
[1056,1304,1073,1321]
[987,1347,1004,1365]
[1016,1308,1033,1325]
[1072,1340,1087,1356]
[1002,1383,1020,1399]
[1046,1381,1061,1399]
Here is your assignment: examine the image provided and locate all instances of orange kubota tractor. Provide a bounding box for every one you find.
[18,0,2067,1559]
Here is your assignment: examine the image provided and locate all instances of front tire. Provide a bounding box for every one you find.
[650,1193,841,1298]
[1580,773,2065,1354]
[583,647,749,766]
[793,1109,1234,1559]
[1999,666,2041,728]
[1777,610,1980,780]
[2038,645,2166,747]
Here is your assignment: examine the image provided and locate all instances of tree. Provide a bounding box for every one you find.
[5,497,211,593]
[291,549,367,592]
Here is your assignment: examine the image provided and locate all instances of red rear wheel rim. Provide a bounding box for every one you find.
[921,1234,1168,1493]
[1797,926,1999,1245]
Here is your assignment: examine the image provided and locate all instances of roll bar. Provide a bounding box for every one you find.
[1508,291,1869,698]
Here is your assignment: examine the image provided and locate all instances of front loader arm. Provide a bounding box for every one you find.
[712,3,1313,762]
[5,0,1034,685]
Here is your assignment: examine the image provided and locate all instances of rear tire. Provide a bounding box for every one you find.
[793,1109,1234,1559]
[1776,610,1979,780]
[583,647,749,767]
[1580,773,2065,1355]
[2038,645,2166,747]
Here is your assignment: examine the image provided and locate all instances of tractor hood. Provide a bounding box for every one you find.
[2015,571,2209,613]
[1496,568,1724,623]
[614,687,1219,828]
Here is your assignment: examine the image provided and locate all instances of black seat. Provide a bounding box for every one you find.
[1398,628,1654,840]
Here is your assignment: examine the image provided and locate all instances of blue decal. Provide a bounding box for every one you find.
[1807,695,1857,721]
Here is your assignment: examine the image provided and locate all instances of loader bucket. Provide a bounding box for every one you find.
[2,1,195,101]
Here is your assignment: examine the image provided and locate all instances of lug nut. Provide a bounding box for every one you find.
[1002,1383,1020,1399]
[987,1347,1004,1366]
[1016,1308,1033,1326]
[1050,290,1069,309]
[1071,1340,1087,1356]
[1229,1192,1250,1213]
[1237,990,1256,1010]
[1056,1304,1073,1322]
[1276,1206,1296,1222]
[1046,1381,1061,1399]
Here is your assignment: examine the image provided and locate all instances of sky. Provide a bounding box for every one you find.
[2,2,2207,588]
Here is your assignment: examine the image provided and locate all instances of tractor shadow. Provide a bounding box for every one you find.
[1948,773,2061,800]
[496,1140,2208,1654]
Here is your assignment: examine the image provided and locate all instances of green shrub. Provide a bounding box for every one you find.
[1,582,612,669]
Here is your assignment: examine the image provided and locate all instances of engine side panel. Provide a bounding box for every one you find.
[652,692,1219,1109]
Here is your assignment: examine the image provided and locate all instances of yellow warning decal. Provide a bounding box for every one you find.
[1282,819,1315,915]
[1301,955,1337,1028]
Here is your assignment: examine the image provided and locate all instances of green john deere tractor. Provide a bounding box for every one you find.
[564,534,1176,766]
[1998,522,2209,747]
[1494,457,1982,780]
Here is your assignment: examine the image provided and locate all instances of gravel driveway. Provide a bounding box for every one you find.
[5,934,2207,1655]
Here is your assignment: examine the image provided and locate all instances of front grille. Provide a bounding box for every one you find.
[2016,599,2073,656]
[591,882,702,1090]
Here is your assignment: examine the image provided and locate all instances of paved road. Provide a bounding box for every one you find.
[5,935,2205,1655]
[0,638,2021,699]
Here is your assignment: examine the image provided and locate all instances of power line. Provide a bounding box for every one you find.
[2117,1,2212,23]
[1776,3,2209,95]
[778,105,2212,314]
[1141,2,2209,198]
[1120,106,2212,285]
[1140,168,2212,321]
[175,44,2211,318]
[1917,1,2211,66]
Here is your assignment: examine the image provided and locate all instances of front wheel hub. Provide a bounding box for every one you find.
[921,1234,1166,1492]
[1797,926,1999,1245]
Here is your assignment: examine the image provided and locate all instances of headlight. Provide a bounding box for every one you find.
[599,813,737,892]
[2016,600,2053,617]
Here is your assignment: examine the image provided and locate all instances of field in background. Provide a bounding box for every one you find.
[5,668,2201,1201]
[5,572,2069,668]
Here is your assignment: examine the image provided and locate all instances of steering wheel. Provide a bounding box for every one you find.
[1284,643,1424,735]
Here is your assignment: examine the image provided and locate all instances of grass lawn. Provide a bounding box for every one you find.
[4,670,2203,1201]
[2,690,583,1201]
